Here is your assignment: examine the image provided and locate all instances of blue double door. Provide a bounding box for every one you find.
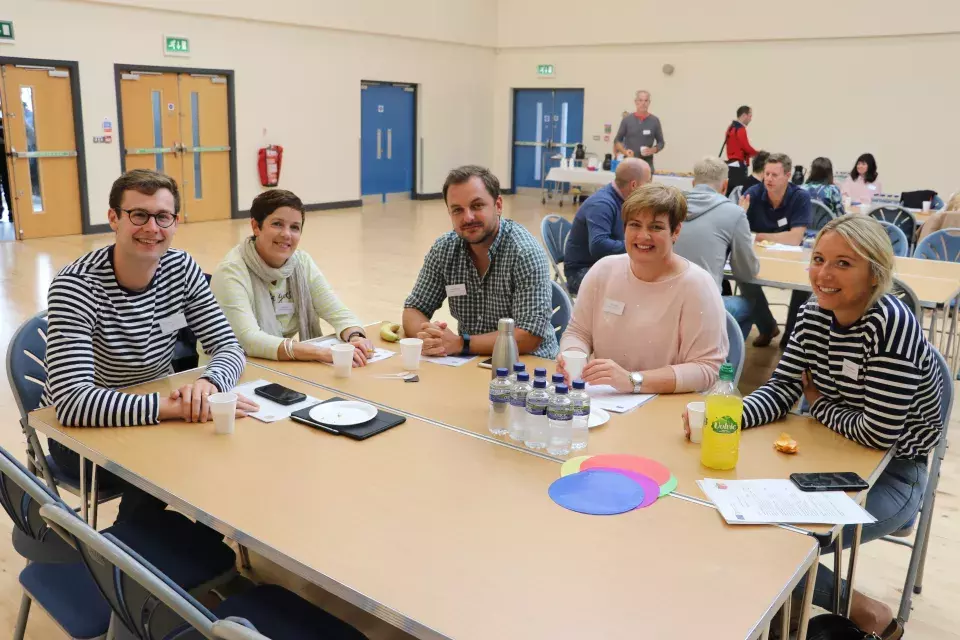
[512,89,584,189]
[361,83,415,197]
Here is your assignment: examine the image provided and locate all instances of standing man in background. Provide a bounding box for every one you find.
[0,116,12,221]
[614,90,665,172]
[722,106,757,196]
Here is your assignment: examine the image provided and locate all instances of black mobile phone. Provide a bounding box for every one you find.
[478,358,493,369]
[790,472,869,492]
[254,383,307,406]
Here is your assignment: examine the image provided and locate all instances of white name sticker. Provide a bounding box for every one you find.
[777,217,788,227]
[643,129,652,135]
[842,359,860,380]
[274,301,295,315]
[158,312,188,335]
[602,298,625,316]
[446,284,467,297]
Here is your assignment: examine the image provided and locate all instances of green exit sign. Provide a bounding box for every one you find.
[164,35,190,56]
[0,21,14,42]
[537,64,555,77]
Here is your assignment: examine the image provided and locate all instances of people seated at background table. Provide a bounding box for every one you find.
[211,189,372,365]
[675,157,759,340]
[42,169,255,523]
[917,191,960,242]
[403,165,559,358]
[614,90,665,171]
[737,153,812,347]
[722,105,757,196]
[739,150,769,194]
[686,215,942,638]
[563,158,651,294]
[841,153,883,205]
[557,183,727,394]
[801,156,846,218]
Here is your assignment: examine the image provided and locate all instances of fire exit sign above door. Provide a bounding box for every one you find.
[0,21,15,43]
[164,35,190,56]
[537,64,555,77]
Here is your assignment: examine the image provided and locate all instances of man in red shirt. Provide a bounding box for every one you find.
[722,106,757,195]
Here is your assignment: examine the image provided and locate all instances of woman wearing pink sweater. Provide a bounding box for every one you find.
[558,183,728,394]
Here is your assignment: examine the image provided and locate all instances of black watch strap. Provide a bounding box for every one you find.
[460,333,471,356]
[345,330,365,342]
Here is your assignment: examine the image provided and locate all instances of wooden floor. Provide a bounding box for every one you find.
[1,194,957,638]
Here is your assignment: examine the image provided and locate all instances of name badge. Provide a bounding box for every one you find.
[842,359,860,380]
[643,129,652,135]
[158,312,188,335]
[446,284,467,297]
[777,217,788,227]
[868,184,877,191]
[602,298,625,316]
[275,301,295,315]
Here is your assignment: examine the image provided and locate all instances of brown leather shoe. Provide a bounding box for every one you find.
[879,619,904,640]
[752,326,781,347]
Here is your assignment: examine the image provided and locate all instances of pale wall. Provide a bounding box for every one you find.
[493,34,960,197]
[2,0,496,226]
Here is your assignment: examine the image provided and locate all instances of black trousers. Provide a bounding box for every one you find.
[0,152,12,218]
[725,161,748,196]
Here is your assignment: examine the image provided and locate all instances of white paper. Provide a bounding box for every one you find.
[697,478,876,526]
[232,379,320,423]
[303,336,396,366]
[421,353,476,367]
[762,243,805,253]
[585,384,657,413]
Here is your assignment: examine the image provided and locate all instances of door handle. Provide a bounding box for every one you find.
[376,129,382,160]
[387,129,392,160]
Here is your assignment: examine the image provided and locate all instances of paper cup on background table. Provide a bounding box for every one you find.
[686,401,705,444]
[208,392,237,435]
[562,350,587,382]
[331,343,356,378]
[399,338,423,371]
[922,200,931,212]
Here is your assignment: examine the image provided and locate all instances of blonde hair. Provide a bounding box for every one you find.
[813,214,894,309]
[692,157,729,188]
[622,183,687,232]
[947,192,960,211]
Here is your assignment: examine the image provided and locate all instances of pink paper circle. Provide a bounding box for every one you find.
[587,467,659,509]
[580,454,671,486]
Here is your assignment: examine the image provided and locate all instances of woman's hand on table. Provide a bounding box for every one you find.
[802,370,822,407]
[581,359,633,393]
[555,353,569,384]
[681,411,691,441]
[348,335,373,367]
[234,393,259,417]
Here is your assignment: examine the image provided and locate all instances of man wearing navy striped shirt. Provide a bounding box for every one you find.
[42,169,254,522]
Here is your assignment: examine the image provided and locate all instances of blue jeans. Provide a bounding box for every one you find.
[795,458,928,610]
[737,282,777,335]
[565,266,587,295]
[723,295,753,340]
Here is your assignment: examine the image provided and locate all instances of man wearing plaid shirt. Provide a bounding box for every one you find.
[403,165,559,359]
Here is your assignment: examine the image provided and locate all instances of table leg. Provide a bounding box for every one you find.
[844,523,863,618]
[80,456,88,524]
[833,527,844,614]
[780,596,791,639]
[90,464,100,529]
[759,623,770,640]
[797,558,820,640]
[927,305,940,346]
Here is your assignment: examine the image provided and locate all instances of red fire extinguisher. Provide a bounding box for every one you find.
[258,145,283,187]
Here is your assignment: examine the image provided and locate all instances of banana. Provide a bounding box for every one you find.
[379,321,401,342]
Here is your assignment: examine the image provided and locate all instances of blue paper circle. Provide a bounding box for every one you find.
[548,469,646,515]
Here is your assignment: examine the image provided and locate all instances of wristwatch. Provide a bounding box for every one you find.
[629,371,644,394]
[345,330,366,342]
[460,333,471,356]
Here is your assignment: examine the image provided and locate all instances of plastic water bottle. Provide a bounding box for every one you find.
[508,362,526,385]
[569,379,590,451]
[488,367,512,436]
[547,384,573,456]
[524,379,550,450]
[533,367,548,385]
[508,372,532,441]
[548,373,565,396]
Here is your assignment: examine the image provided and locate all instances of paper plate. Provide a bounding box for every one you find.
[309,401,378,426]
[588,407,610,429]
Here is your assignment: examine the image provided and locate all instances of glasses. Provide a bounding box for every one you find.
[117,208,178,228]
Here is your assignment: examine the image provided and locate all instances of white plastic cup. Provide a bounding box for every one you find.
[922,200,931,212]
[331,343,356,378]
[399,338,423,371]
[562,350,587,383]
[686,401,705,444]
[208,392,237,435]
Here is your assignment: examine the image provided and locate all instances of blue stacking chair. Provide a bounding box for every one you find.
[724,311,745,385]
[6,311,122,527]
[550,280,573,341]
[868,205,918,251]
[39,503,368,640]
[913,228,960,262]
[541,215,572,287]
[810,199,836,233]
[879,220,910,257]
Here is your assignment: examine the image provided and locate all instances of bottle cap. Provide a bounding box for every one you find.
[534,367,547,377]
[495,367,509,377]
[572,380,585,390]
[719,363,735,381]
[517,372,530,382]
[552,373,565,383]
[513,362,526,372]
[497,318,516,333]
[533,379,547,388]
[554,384,569,394]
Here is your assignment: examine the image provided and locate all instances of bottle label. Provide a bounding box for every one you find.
[710,415,739,434]
[547,407,573,421]
[489,391,510,404]
[510,396,528,408]
[526,403,547,416]
[572,403,590,417]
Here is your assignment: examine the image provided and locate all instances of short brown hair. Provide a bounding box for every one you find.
[442,165,500,203]
[250,189,305,228]
[765,152,793,175]
[622,183,687,232]
[109,169,180,214]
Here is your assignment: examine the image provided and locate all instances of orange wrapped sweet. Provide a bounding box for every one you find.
[774,432,798,454]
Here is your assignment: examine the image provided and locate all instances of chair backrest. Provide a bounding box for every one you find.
[932,195,945,211]
[913,228,960,262]
[728,184,743,204]
[931,348,953,461]
[540,215,572,267]
[39,503,231,640]
[891,278,921,319]
[810,199,836,232]
[867,205,917,242]
[550,281,573,340]
[724,311,745,385]
[6,310,49,420]
[879,220,910,257]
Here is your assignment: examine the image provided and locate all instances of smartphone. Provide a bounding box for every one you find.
[790,472,869,493]
[478,358,493,369]
[254,383,307,406]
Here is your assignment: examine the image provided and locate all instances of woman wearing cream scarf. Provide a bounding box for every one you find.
[211,190,372,365]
